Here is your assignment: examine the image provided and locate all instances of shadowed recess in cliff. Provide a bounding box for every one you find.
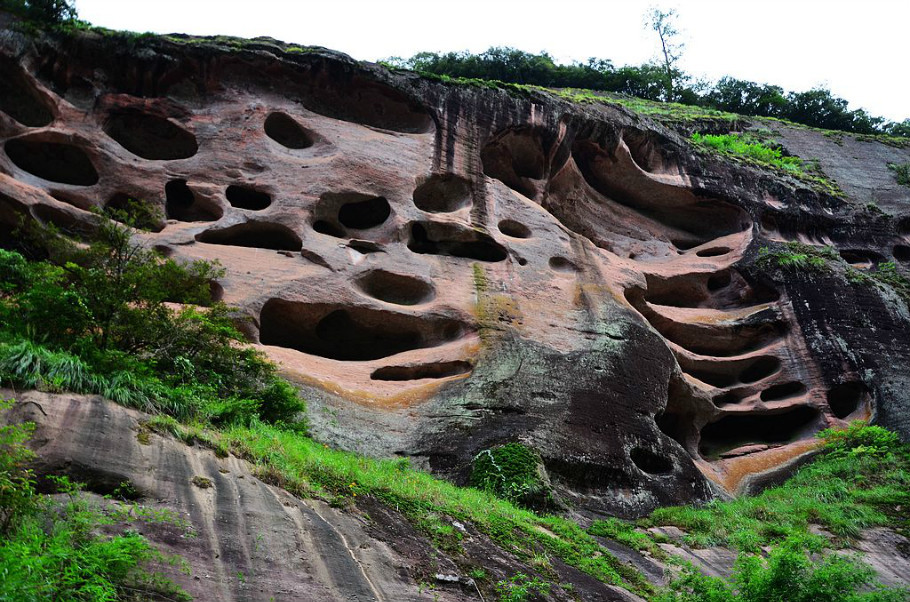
[165,179,222,222]
[264,112,315,149]
[827,382,866,419]
[354,270,435,305]
[259,300,470,361]
[196,221,302,251]
[408,222,508,262]
[226,185,272,210]
[302,63,433,133]
[572,137,750,240]
[412,173,472,213]
[370,360,472,381]
[699,405,821,459]
[104,111,198,160]
[642,270,779,310]
[4,138,98,185]
[481,126,552,199]
[681,355,781,388]
[0,60,53,127]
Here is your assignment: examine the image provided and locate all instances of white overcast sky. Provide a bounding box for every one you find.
[75,0,909,122]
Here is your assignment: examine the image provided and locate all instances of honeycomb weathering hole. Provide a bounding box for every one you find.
[370,361,472,381]
[412,174,472,213]
[4,139,98,186]
[498,219,532,239]
[630,447,673,475]
[105,193,165,232]
[549,256,578,273]
[312,220,346,238]
[827,382,865,419]
[259,300,471,361]
[760,381,806,402]
[0,62,53,127]
[165,179,222,222]
[481,127,547,198]
[354,270,435,305]
[408,222,508,262]
[696,247,731,258]
[196,222,302,251]
[337,195,391,229]
[104,112,198,160]
[226,185,272,210]
[893,245,910,262]
[699,405,820,459]
[264,112,314,149]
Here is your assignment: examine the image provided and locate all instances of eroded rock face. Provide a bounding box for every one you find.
[1,22,909,516]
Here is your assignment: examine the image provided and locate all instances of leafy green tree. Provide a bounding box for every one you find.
[702,77,788,117]
[0,0,77,23]
[645,6,685,101]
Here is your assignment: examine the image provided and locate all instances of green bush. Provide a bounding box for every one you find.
[471,443,551,509]
[757,242,837,272]
[691,133,804,173]
[657,535,908,602]
[494,572,551,602]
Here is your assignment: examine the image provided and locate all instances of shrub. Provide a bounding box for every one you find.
[494,573,551,602]
[887,163,910,186]
[470,443,551,509]
[657,535,908,602]
[691,133,803,173]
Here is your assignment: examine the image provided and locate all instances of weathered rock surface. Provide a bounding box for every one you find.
[3,390,649,602]
[1,17,909,519]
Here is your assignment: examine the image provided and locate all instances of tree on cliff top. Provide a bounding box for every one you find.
[645,6,685,102]
[0,0,77,24]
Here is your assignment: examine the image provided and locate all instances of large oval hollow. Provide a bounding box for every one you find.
[338,195,391,230]
[498,219,532,239]
[412,174,472,213]
[104,112,198,160]
[165,179,222,222]
[0,61,53,127]
[196,222,302,251]
[264,112,314,149]
[226,185,272,210]
[354,270,435,306]
[5,139,98,186]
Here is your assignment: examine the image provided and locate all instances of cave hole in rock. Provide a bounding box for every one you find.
[498,219,532,239]
[707,271,732,291]
[672,239,701,251]
[696,247,732,258]
[153,244,175,257]
[104,193,164,232]
[32,203,86,235]
[412,174,472,212]
[370,360,472,381]
[312,220,346,238]
[264,112,314,149]
[894,245,910,263]
[5,139,98,186]
[348,240,384,254]
[196,222,302,251]
[481,127,548,198]
[337,195,391,229]
[840,249,884,267]
[622,131,669,174]
[827,382,865,419]
[760,381,806,402]
[699,405,820,458]
[0,61,53,127]
[713,392,742,407]
[259,300,470,361]
[646,270,779,310]
[630,447,673,475]
[898,217,910,236]
[104,112,198,160]
[739,356,781,383]
[516,256,528,266]
[354,270,435,305]
[408,222,508,262]
[165,179,222,222]
[549,256,579,273]
[226,185,272,210]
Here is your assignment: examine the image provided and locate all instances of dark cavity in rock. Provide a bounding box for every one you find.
[408,222,508,262]
[0,61,53,127]
[354,270,435,305]
[337,195,391,229]
[412,174,472,213]
[259,301,469,361]
[699,405,820,459]
[104,112,198,160]
[498,219,532,239]
[165,179,222,222]
[370,361,472,381]
[196,222,302,251]
[226,185,272,210]
[264,112,314,149]
[4,139,98,185]
[827,382,865,419]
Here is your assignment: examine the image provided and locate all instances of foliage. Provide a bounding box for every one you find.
[691,133,803,173]
[657,535,908,602]
[888,163,910,187]
[757,242,838,272]
[863,261,910,308]
[647,424,910,551]
[588,517,666,557]
[494,572,552,602]
[0,0,77,24]
[0,402,190,601]
[0,215,306,429]
[217,420,651,595]
[645,6,685,102]
[470,443,551,509]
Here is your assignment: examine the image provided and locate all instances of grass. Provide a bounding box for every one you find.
[888,163,910,187]
[691,133,803,173]
[757,241,839,272]
[645,424,910,551]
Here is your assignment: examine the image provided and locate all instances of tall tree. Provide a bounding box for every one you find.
[645,6,684,102]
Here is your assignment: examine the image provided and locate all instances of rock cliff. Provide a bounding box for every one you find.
[1,17,909,522]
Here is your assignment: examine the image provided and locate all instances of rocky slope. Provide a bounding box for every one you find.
[1,14,909,526]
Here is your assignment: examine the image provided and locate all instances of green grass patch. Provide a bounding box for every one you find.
[691,133,803,173]
[888,163,910,187]
[757,241,839,273]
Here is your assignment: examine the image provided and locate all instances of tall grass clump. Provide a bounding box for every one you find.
[691,132,804,173]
